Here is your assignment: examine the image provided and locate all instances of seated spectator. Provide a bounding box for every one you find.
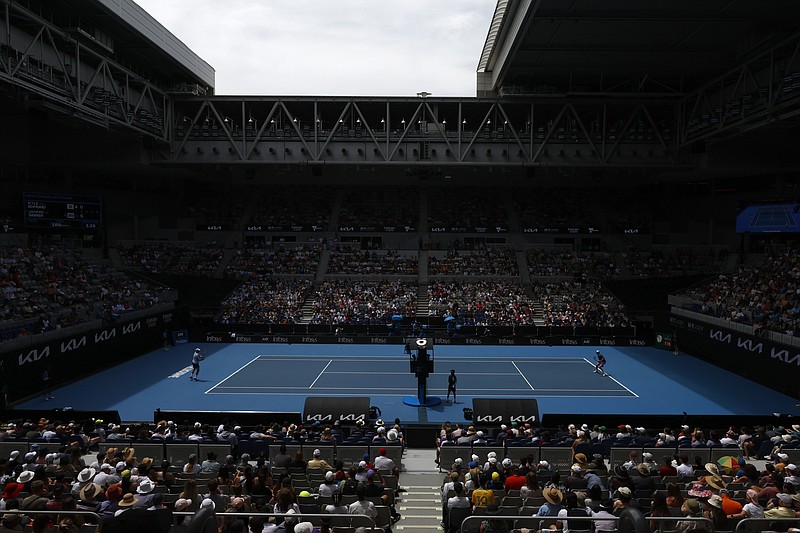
[428,280,535,326]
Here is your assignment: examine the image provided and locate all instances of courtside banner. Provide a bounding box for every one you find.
[203,332,648,347]
[1,307,189,402]
[669,313,797,396]
[472,398,540,425]
[303,396,371,425]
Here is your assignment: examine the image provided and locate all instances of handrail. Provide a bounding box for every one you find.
[1,509,103,528]
[1,509,377,530]
[735,517,800,532]
[460,514,714,531]
[172,510,376,528]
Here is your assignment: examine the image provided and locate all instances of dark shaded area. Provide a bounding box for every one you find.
[605,274,712,315]
[128,272,242,309]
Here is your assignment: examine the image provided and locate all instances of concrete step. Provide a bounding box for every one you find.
[393,448,447,531]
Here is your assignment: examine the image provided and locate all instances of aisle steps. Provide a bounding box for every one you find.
[395,449,445,531]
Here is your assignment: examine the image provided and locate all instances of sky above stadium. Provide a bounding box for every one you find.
[134,0,496,97]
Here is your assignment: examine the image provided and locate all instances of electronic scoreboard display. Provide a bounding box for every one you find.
[736,202,800,233]
[23,192,103,231]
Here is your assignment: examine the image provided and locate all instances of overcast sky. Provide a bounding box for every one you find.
[133,1,496,97]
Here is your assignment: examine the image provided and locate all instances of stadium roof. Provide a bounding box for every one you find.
[29,0,215,90]
[478,0,800,96]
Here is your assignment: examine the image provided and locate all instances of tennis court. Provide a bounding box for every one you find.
[207,355,636,398]
[15,342,798,422]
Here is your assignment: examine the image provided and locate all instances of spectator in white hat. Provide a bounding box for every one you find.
[641,452,658,474]
[483,451,497,473]
[307,449,331,470]
[318,470,338,497]
[471,454,482,470]
[764,493,796,518]
[784,464,799,487]
[22,451,37,470]
[632,426,650,445]
[133,478,156,508]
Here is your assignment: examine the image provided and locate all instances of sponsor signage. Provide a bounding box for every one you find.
[523,226,601,234]
[2,308,188,402]
[303,397,370,426]
[430,226,509,233]
[245,224,325,232]
[196,224,235,232]
[472,398,540,425]
[670,313,797,395]
[203,332,649,347]
[338,225,418,233]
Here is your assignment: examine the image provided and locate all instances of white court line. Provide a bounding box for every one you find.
[529,389,627,392]
[204,356,262,394]
[253,355,590,362]
[168,365,194,379]
[606,374,639,398]
[511,361,535,391]
[517,360,591,363]
[255,355,413,361]
[212,386,524,391]
[582,358,639,398]
[323,371,520,375]
[208,391,634,398]
[309,360,333,388]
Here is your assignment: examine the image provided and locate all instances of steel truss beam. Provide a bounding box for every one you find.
[679,29,800,147]
[0,1,169,140]
[165,95,694,169]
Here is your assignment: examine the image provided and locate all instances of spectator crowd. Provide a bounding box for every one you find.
[118,243,224,277]
[216,279,312,325]
[1,245,173,342]
[681,247,800,336]
[427,280,536,326]
[225,245,322,277]
[534,281,631,328]
[308,280,417,325]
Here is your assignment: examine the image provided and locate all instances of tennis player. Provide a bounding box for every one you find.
[189,348,205,381]
[446,369,458,403]
[594,350,607,376]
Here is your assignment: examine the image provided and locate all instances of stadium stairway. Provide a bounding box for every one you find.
[214,248,234,277]
[316,249,331,280]
[418,250,428,284]
[299,282,321,324]
[523,285,545,326]
[516,249,531,283]
[396,448,445,531]
[416,284,429,317]
[108,247,122,268]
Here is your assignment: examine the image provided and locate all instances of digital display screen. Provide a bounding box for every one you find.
[23,192,103,231]
[736,203,800,233]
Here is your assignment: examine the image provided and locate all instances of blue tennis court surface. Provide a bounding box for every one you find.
[752,205,799,228]
[208,356,636,398]
[16,343,798,423]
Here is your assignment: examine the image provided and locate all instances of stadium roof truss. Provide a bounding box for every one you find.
[678,29,800,147]
[478,0,800,153]
[160,95,699,170]
[2,0,799,175]
[0,0,171,140]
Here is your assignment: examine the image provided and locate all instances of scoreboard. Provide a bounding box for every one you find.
[654,332,675,351]
[23,192,103,231]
